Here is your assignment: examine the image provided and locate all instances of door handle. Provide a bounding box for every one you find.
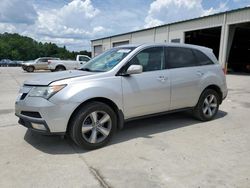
[157,76,167,82]
[196,71,204,76]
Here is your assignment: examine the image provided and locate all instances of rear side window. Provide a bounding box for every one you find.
[193,49,214,66]
[39,59,48,63]
[166,47,196,68]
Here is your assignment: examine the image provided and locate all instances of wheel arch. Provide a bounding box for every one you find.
[202,84,223,104]
[66,97,124,133]
[55,64,66,70]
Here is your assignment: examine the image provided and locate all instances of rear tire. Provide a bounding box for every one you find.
[69,102,117,150]
[55,65,66,71]
[193,89,220,121]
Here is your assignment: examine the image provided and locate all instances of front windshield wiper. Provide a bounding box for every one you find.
[80,68,92,72]
[79,68,105,72]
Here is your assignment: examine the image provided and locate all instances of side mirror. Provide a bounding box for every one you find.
[126,65,143,75]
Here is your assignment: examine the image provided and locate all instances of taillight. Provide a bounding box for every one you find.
[246,64,250,71]
[48,61,51,65]
[222,63,227,75]
[222,68,226,74]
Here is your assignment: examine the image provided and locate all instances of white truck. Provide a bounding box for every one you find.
[48,55,91,71]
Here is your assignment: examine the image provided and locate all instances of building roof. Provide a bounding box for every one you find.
[91,6,250,42]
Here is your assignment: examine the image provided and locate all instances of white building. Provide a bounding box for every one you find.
[91,7,250,71]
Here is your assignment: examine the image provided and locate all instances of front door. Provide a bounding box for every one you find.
[36,58,48,70]
[121,47,171,119]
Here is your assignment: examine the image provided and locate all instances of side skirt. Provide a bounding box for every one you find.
[124,107,193,123]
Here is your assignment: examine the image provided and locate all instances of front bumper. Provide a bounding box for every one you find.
[16,114,64,135]
[21,65,28,70]
[221,84,228,101]
[15,93,79,134]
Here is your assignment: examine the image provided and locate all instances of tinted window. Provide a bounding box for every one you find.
[193,49,214,65]
[38,59,48,63]
[129,47,165,72]
[166,47,196,68]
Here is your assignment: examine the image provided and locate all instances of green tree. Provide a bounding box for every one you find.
[0,33,91,61]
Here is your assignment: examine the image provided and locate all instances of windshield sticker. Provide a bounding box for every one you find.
[117,49,131,53]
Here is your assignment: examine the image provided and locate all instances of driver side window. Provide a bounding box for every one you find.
[79,56,90,62]
[128,47,165,72]
[38,59,48,63]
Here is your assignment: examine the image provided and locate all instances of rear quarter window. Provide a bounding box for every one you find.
[193,49,214,66]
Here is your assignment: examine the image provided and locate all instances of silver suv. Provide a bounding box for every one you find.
[22,57,60,72]
[15,43,227,149]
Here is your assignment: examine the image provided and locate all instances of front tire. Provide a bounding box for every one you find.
[69,102,117,150]
[21,65,27,71]
[193,89,220,121]
[26,66,34,72]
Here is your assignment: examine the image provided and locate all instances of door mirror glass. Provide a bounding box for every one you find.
[126,65,143,75]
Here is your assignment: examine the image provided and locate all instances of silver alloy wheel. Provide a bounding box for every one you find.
[27,66,34,72]
[202,94,218,117]
[81,111,112,144]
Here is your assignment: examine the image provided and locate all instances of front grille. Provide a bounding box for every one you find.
[21,111,42,118]
[20,93,28,100]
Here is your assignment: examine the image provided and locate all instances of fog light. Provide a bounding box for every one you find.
[31,123,46,131]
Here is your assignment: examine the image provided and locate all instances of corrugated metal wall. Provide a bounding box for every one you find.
[91,7,250,66]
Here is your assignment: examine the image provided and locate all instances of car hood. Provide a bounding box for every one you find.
[23,60,34,64]
[22,61,34,65]
[24,70,94,86]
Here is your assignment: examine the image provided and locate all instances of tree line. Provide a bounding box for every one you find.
[0,33,91,61]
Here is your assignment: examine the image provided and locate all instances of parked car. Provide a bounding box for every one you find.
[0,59,23,67]
[7,60,23,67]
[15,43,227,149]
[48,55,90,71]
[0,59,13,67]
[14,61,23,67]
[21,57,60,72]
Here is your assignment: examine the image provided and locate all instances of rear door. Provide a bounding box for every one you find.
[121,47,171,118]
[36,58,48,70]
[166,47,203,110]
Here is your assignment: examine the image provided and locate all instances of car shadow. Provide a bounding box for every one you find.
[24,110,227,155]
[22,71,52,74]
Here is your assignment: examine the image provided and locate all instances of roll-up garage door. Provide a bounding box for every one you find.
[113,41,129,47]
[94,45,102,56]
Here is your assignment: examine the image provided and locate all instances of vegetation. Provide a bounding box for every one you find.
[0,33,91,61]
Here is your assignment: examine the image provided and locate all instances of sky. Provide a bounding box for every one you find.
[0,0,249,51]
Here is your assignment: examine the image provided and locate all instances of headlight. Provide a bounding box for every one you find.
[28,85,66,99]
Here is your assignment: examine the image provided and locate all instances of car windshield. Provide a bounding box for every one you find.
[80,47,135,72]
[34,58,40,63]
